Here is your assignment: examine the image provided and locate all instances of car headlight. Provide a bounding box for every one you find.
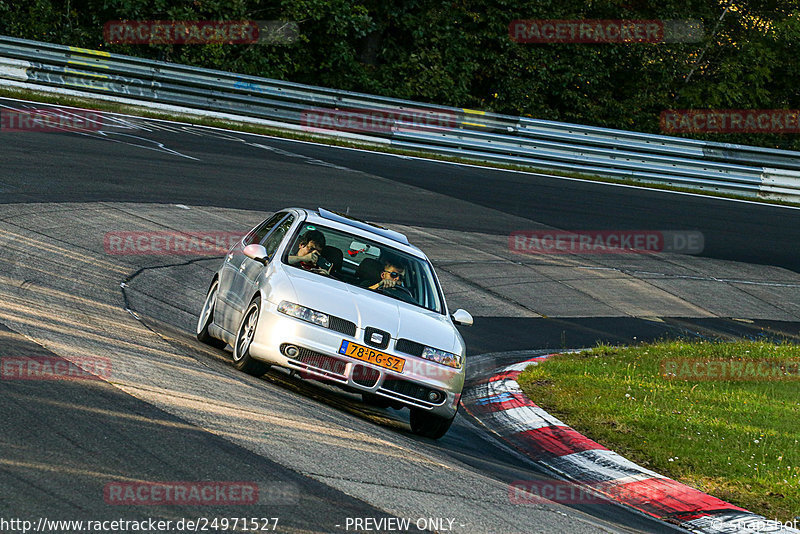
[277,301,329,328]
[421,346,462,369]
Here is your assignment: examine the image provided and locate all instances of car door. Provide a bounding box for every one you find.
[225,214,295,331]
[217,212,287,332]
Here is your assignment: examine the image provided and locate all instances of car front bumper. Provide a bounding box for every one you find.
[248,301,464,418]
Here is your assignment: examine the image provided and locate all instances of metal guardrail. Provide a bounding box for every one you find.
[1,34,799,202]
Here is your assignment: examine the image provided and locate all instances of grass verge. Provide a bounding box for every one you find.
[517,340,800,521]
[0,85,797,208]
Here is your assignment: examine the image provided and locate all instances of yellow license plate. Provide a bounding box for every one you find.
[338,340,405,373]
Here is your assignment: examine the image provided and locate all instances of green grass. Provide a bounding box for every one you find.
[517,340,800,522]
[1,85,797,208]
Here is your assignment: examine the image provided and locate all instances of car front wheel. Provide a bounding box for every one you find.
[232,298,270,377]
[362,392,393,409]
[409,408,455,439]
[197,279,226,349]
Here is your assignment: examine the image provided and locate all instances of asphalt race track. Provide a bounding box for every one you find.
[1,98,799,533]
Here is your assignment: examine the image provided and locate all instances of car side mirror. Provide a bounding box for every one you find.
[243,244,269,265]
[451,309,473,326]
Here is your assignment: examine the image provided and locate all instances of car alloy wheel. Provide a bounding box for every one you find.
[196,279,226,349]
[232,298,270,376]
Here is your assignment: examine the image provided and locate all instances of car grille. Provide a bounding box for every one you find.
[381,377,445,405]
[328,316,357,337]
[364,327,390,349]
[290,346,347,377]
[352,364,381,388]
[395,338,425,357]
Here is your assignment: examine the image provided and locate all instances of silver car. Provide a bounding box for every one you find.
[196,207,473,439]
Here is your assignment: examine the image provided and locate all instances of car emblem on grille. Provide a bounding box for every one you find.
[364,327,390,349]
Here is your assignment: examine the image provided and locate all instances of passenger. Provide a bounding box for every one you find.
[288,229,327,269]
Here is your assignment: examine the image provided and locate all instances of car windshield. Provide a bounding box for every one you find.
[283,222,444,314]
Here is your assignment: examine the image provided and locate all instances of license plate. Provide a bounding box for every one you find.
[338,340,405,373]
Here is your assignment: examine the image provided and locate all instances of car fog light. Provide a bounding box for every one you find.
[428,391,440,402]
[284,345,299,358]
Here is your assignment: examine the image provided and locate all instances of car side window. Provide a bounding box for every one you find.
[262,215,295,258]
[243,213,286,246]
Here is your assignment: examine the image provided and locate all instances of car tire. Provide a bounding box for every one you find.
[362,392,392,409]
[196,279,227,349]
[409,408,455,439]
[232,297,270,377]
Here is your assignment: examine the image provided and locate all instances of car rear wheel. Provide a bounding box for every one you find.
[409,408,455,439]
[197,279,226,349]
[232,298,270,377]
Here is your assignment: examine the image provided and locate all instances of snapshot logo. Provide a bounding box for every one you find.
[301,107,457,135]
[706,515,800,532]
[509,230,704,255]
[0,108,103,132]
[103,20,298,45]
[661,109,800,134]
[104,231,245,256]
[661,359,800,381]
[509,19,703,44]
[508,480,694,505]
[1,356,112,381]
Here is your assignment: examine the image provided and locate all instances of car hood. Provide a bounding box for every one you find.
[284,267,456,352]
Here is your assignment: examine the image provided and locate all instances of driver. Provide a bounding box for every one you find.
[367,260,406,291]
[288,229,326,269]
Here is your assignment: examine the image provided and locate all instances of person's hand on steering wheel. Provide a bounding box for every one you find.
[376,278,398,290]
[376,279,414,299]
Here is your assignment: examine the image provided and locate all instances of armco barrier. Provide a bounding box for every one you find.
[1,35,799,201]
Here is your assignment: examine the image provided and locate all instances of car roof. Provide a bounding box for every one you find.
[288,207,425,258]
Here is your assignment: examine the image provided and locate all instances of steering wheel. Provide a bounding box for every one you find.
[378,284,415,303]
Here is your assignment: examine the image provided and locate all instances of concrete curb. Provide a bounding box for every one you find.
[461,353,799,534]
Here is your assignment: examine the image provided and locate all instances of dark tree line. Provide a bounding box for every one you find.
[2,0,798,149]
